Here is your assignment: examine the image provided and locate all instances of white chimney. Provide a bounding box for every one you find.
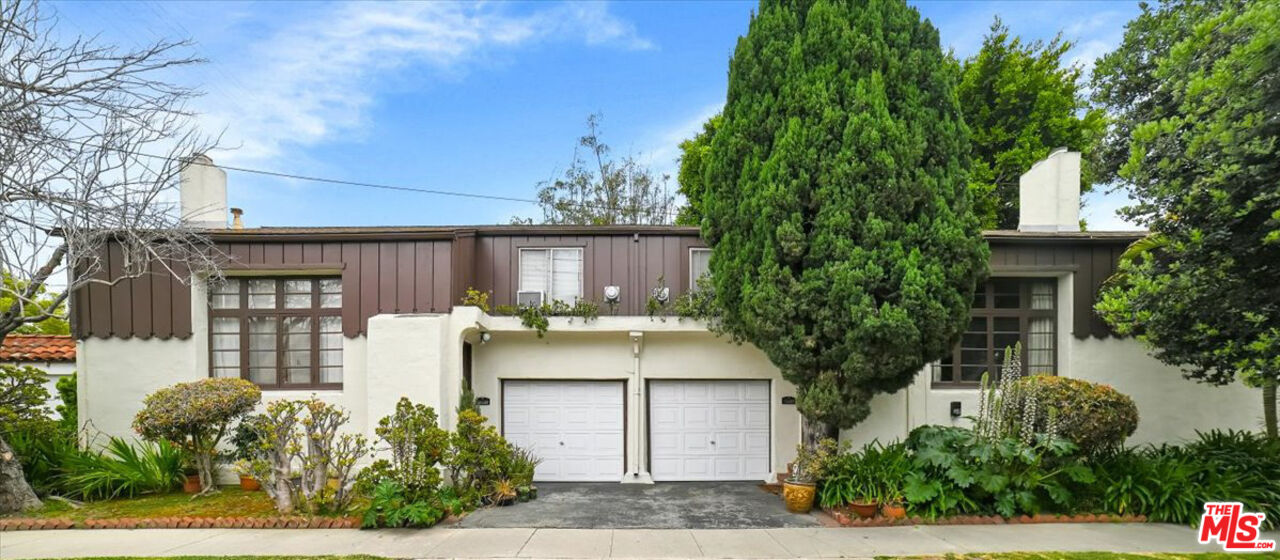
[1017,148,1081,232]
[179,153,228,228]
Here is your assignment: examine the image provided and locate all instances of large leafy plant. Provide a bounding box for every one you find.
[359,398,448,505]
[816,440,910,508]
[903,425,1094,519]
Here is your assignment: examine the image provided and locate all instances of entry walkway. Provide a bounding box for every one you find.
[0,524,1257,558]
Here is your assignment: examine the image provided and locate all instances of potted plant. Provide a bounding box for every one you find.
[848,478,878,519]
[782,444,819,514]
[491,479,517,506]
[182,457,201,494]
[227,415,264,491]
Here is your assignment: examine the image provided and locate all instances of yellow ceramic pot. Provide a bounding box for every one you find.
[782,481,817,514]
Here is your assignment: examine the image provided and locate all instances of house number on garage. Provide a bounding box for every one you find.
[781,396,796,405]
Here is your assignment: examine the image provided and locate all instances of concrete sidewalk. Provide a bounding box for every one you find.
[0,524,1256,559]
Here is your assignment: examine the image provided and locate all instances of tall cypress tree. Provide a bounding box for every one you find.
[702,0,987,443]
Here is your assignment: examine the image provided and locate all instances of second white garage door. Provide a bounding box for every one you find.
[502,380,624,482]
[649,380,771,481]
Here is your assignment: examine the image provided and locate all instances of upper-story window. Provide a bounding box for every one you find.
[209,277,343,389]
[689,248,712,291]
[519,248,582,304]
[933,277,1056,386]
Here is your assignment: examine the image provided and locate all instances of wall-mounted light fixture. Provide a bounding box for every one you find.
[479,332,491,344]
[950,401,962,418]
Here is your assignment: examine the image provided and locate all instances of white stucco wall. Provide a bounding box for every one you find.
[470,320,802,480]
[841,272,1262,448]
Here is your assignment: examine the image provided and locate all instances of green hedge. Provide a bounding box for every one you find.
[1011,376,1139,455]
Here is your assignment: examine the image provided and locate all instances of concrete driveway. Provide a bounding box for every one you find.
[457,482,821,529]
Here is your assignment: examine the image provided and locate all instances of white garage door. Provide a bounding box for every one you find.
[649,380,771,481]
[502,380,624,482]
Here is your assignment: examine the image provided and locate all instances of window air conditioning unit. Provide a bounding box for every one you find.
[516,290,544,308]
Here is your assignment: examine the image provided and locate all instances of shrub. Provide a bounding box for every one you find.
[55,373,77,433]
[817,440,910,509]
[8,422,79,495]
[0,364,53,434]
[1090,430,1280,528]
[1010,376,1138,455]
[247,398,369,514]
[361,480,445,529]
[133,378,261,495]
[358,398,448,508]
[444,409,520,507]
[904,425,1094,519]
[59,437,184,500]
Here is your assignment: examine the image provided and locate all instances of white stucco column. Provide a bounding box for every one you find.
[623,331,653,483]
[365,314,447,440]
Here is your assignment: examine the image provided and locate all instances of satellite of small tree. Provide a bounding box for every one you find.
[133,379,262,496]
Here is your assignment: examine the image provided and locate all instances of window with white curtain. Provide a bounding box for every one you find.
[932,277,1057,386]
[689,248,711,291]
[518,248,583,304]
[209,277,343,389]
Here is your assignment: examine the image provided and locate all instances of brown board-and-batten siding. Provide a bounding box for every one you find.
[469,229,704,317]
[72,234,455,340]
[987,233,1136,339]
[71,226,1138,341]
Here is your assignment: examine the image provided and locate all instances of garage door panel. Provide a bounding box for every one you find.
[504,381,623,482]
[649,380,771,481]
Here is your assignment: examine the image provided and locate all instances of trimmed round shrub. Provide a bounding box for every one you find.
[133,378,261,493]
[1010,375,1138,455]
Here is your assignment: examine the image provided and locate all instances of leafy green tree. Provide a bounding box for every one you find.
[0,273,69,336]
[0,365,51,435]
[1094,0,1280,436]
[702,0,988,444]
[675,114,721,226]
[521,113,675,225]
[958,18,1105,230]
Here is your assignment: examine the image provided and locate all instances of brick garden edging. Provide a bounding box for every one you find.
[823,508,1148,527]
[0,516,360,531]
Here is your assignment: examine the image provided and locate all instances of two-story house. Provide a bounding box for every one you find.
[71,150,1259,484]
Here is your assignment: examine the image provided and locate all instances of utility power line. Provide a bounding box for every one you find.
[2,125,683,221]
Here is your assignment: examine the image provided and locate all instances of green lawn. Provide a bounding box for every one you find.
[14,488,363,521]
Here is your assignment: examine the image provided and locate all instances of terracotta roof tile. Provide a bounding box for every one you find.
[0,334,75,362]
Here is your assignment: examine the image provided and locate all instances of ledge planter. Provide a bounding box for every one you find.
[782,480,816,514]
[239,475,261,492]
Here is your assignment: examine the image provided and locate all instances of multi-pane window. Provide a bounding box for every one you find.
[933,278,1056,386]
[689,248,711,291]
[518,248,583,303]
[209,277,343,389]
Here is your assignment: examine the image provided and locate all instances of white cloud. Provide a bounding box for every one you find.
[197,1,652,166]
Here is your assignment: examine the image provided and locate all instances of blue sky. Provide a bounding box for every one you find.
[49,1,1142,230]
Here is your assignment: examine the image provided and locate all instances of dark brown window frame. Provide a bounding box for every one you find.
[208,276,343,390]
[933,277,1058,388]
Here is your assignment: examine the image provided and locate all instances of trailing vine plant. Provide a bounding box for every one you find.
[494,299,600,337]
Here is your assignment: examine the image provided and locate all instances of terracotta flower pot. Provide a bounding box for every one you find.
[182,473,201,494]
[239,475,261,491]
[850,501,878,519]
[782,481,816,514]
[882,502,907,520]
